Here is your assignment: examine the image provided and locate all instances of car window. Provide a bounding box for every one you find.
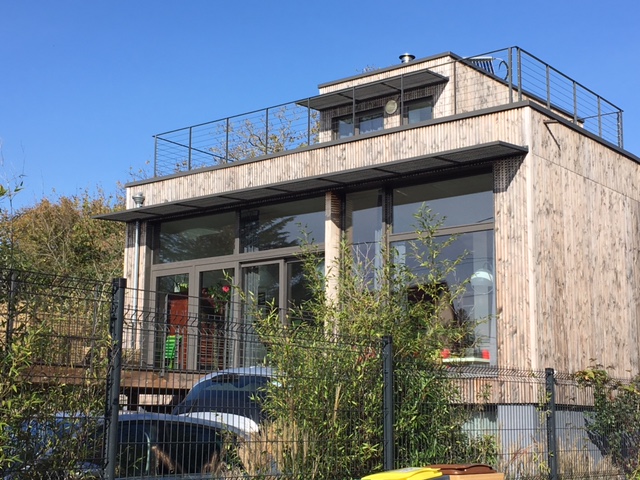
[174,375,273,419]
[190,374,271,395]
[79,421,155,478]
[80,419,233,478]
[117,422,153,477]
[158,421,225,474]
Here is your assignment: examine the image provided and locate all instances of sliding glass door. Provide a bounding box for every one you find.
[240,262,280,366]
[198,267,234,370]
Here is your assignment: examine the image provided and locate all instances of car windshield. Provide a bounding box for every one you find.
[172,374,272,420]
[81,417,232,477]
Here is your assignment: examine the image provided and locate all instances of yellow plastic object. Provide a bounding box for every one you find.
[362,467,443,480]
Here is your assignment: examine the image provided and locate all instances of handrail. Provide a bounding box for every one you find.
[152,47,623,178]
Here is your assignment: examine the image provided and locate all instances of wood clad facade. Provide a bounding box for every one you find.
[121,51,640,381]
[495,107,640,376]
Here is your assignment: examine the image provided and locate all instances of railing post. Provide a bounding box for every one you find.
[382,335,394,471]
[507,48,513,104]
[105,278,126,480]
[153,136,158,177]
[188,126,193,170]
[546,65,551,109]
[265,107,269,155]
[572,82,578,124]
[618,111,624,148]
[517,47,522,101]
[307,99,311,146]
[401,73,406,119]
[351,87,356,135]
[225,118,230,162]
[545,368,558,480]
[597,96,602,138]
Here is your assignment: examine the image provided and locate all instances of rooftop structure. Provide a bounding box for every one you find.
[150,47,622,179]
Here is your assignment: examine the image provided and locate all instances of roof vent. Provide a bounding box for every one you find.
[399,53,415,64]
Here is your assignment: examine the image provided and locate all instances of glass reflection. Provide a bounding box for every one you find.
[391,230,496,364]
[393,174,493,233]
[156,212,236,264]
[240,197,324,253]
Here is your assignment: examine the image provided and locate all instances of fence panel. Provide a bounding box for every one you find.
[0,270,630,480]
[0,268,113,480]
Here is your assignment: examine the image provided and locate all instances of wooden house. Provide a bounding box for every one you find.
[100,47,638,379]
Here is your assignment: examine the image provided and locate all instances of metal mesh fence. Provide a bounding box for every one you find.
[0,269,631,479]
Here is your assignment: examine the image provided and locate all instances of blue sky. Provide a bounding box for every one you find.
[1,0,638,210]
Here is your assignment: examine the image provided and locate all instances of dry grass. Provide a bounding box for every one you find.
[497,438,623,480]
[225,418,319,479]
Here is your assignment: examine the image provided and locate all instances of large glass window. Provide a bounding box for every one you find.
[199,268,234,370]
[393,174,493,232]
[240,197,324,253]
[391,230,496,364]
[241,263,280,365]
[155,273,191,369]
[156,212,236,264]
[347,189,384,287]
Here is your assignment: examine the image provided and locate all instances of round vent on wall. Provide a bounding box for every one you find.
[385,100,398,115]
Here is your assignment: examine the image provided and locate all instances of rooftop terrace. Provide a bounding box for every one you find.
[151,47,623,179]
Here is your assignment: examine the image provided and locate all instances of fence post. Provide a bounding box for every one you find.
[105,278,126,480]
[545,368,558,480]
[5,270,18,347]
[382,335,394,471]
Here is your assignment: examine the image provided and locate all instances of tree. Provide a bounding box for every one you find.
[247,207,496,479]
[0,188,125,280]
[208,105,320,165]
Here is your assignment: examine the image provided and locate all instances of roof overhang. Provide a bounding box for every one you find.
[302,69,449,111]
[98,141,527,223]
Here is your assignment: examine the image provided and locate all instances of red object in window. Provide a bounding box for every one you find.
[441,348,451,359]
[481,349,490,360]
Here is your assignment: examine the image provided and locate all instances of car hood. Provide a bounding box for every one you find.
[176,411,258,438]
[179,412,260,439]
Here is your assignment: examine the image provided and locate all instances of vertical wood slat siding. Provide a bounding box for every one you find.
[495,157,531,371]
[531,110,640,377]
[125,102,640,378]
[136,109,527,207]
[494,109,640,377]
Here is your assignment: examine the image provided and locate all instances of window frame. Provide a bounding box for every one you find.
[332,108,384,140]
[403,96,434,125]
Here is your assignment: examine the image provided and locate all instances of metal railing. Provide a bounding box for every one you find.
[152,46,623,178]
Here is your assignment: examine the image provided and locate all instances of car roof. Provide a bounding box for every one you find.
[103,412,249,439]
[191,365,275,388]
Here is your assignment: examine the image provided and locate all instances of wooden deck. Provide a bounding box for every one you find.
[28,364,205,410]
